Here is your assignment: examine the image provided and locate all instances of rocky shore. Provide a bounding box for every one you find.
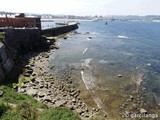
[15,35,106,120]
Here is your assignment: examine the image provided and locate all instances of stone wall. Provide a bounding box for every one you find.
[0,29,44,83]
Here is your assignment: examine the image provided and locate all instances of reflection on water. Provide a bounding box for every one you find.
[47,21,160,118]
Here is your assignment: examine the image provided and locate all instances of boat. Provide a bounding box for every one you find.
[105,21,108,25]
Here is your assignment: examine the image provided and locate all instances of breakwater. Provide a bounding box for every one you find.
[0,24,78,83]
[41,24,78,36]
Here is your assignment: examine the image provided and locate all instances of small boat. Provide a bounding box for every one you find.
[105,21,108,25]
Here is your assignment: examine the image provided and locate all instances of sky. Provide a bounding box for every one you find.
[0,0,160,16]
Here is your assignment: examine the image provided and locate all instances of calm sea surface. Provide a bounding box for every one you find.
[43,20,160,115]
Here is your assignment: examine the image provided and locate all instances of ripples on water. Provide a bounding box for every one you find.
[45,20,160,116]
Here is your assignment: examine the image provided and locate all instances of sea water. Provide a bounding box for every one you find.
[44,20,160,116]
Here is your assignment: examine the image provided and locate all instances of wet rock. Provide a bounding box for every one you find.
[118,74,122,77]
[63,36,67,39]
[45,54,49,58]
[50,65,54,69]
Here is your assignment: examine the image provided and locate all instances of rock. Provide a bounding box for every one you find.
[45,54,49,58]
[140,108,147,114]
[40,84,44,88]
[63,36,67,39]
[38,92,45,98]
[70,91,77,96]
[92,107,96,111]
[76,108,83,115]
[26,69,33,74]
[0,90,4,97]
[43,96,52,102]
[55,100,67,107]
[32,72,36,76]
[118,74,122,77]
[53,45,60,49]
[24,73,31,77]
[67,104,74,110]
[26,89,38,96]
[19,88,26,93]
[50,65,54,69]
[72,98,76,103]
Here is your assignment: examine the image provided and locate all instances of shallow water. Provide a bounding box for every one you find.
[44,20,160,117]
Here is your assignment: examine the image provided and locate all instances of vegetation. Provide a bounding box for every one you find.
[90,116,105,120]
[0,32,5,41]
[0,85,81,120]
[0,85,46,109]
[39,107,81,120]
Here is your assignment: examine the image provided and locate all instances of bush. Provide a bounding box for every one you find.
[39,107,81,120]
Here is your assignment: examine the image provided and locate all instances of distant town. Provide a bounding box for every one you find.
[0,11,160,22]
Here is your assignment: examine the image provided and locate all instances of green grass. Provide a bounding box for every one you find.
[0,85,46,120]
[39,107,81,120]
[0,85,46,109]
[90,116,105,120]
[0,85,82,120]
[0,102,39,120]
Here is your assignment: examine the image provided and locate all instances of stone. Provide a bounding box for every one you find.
[92,107,96,111]
[26,69,33,74]
[76,108,83,115]
[26,89,38,96]
[24,73,30,77]
[72,98,76,103]
[18,88,26,93]
[140,108,147,114]
[55,100,67,107]
[40,84,44,88]
[67,104,74,110]
[43,96,52,102]
[38,92,45,98]
[0,90,4,97]
[118,74,122,77]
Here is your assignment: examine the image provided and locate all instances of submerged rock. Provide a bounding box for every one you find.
[117,74,122,77]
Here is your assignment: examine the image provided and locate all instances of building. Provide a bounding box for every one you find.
[0,13,41,29]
